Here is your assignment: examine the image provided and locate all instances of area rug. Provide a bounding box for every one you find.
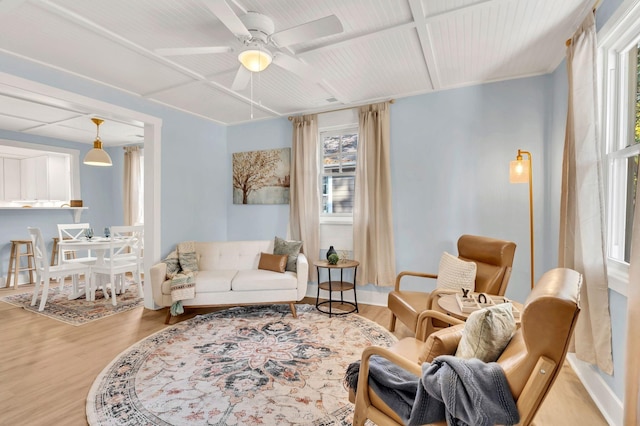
[0,283,143,326]
[86,304,397,425]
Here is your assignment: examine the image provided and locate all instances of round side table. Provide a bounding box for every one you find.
[313,259,359,316]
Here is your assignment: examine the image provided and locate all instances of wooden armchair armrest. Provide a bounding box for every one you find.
[416,309,465,341]
[393,270,438,291]
[354,345,422,408]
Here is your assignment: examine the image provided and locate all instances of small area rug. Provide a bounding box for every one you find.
[86,304,396,425]
[0,283,143,326]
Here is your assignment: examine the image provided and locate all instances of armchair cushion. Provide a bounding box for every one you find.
[436,251,477,291]
[455,302,516,362]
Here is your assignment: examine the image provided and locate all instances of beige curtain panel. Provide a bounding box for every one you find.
[559,12,613,374]
[123,146,142,226]
[289,114,320,282]
[353,102,396,286]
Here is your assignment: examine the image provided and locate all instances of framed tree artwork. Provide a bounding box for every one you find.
[233,148,291,204]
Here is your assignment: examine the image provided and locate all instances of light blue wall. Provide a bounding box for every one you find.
[226,118,292,241]
[389,76,551,304]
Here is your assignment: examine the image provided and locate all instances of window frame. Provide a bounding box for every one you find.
[319,126,358,224]
[598,0,640,297]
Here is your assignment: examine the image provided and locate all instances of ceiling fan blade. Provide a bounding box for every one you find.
[271,15,343,47]
[155,46,232,56]
[231,66,251,91]
[272,54,320,82]
[203,0,251,38]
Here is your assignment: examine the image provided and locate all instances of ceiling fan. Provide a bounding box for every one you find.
[155,0,343,91]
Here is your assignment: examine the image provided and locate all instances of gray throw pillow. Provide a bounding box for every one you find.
[273,236,303,272]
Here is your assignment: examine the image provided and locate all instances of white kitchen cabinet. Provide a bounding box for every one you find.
[47,155,70,201]
[19,155,70,201]
[3,158,21,200]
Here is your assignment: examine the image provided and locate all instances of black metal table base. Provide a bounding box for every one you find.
[315,263,359,317]
[316,300,358,316]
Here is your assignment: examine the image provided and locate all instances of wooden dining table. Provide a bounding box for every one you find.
[57,237,128,299]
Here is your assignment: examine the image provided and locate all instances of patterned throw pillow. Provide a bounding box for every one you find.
[455,303,516,362]
[436,251,477,291]
[161,250,181,279]
[178,241,198,273]
[258,252,288,273]
[273,236,303,273]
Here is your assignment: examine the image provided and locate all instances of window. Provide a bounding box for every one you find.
[600,1,640,295]
[320,127,358,217]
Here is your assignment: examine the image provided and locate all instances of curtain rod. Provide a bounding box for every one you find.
[287,99,395,121]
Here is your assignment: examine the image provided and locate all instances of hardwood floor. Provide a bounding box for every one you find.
[0,286,607,426]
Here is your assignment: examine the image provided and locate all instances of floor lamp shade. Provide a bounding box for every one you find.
[510,158,530,183]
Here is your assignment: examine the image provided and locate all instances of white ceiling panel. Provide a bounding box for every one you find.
[0,114,44,133]
[0,94,81,122]
[0,0,594,134]
[308,28,431,102]
[150,82,276,123]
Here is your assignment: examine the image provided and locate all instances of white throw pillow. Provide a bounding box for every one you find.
[455,303,516,362]
[435,251,477,291]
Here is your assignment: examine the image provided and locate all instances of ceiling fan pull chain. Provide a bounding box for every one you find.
[250,71,254,120]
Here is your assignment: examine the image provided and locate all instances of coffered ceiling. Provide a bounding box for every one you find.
[0,0,594,145]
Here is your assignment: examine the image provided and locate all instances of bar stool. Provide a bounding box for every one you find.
[50,237,76,266]
[5,239,36,289]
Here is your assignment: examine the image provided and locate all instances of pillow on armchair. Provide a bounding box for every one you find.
[436,251,477,291]
[455,302,516,362]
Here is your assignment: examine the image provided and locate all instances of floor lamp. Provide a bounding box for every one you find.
[510,149,534,289]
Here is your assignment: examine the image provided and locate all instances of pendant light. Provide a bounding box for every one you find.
[83,117,112,166]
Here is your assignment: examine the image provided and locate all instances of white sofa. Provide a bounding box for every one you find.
[150,240,308,323]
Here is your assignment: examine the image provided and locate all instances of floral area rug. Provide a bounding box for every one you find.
[0,282,143,326]
[86,304,396,425]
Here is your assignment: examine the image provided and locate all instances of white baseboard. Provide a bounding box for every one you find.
[305,284,389,307]
[566,353,623,426]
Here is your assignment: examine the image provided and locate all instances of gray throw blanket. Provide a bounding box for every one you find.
[344,355,519,426]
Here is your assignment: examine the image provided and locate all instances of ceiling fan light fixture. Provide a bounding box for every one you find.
[238,48,272,72]
[83,117,112,166]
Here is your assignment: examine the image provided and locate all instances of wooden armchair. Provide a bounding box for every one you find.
[388,234,516,335]
[352,268,582,426]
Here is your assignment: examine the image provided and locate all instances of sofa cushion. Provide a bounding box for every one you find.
[161,269,237,295]
[232,269,298,291]
[258,252,288,273]
[196,241,273,271]
[274,236,303,272]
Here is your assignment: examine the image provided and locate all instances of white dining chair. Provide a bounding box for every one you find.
[28,227,92,311]
[108,225,144,297]
[91,229,142,305]
[56,223,97,265]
